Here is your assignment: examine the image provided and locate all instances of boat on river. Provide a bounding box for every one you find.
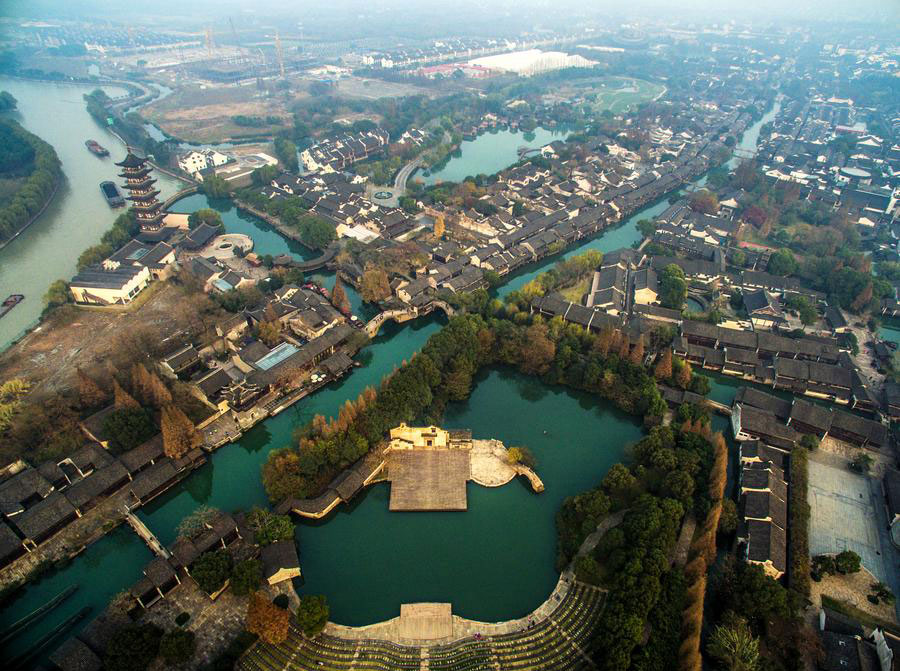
[100,181,125,208]
[84,139,109,157]
[0,294,24,320]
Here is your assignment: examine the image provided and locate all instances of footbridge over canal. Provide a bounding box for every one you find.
[364,300,456,337]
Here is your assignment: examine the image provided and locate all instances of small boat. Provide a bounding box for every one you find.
[85,139,109,157]
[100,181,125,208]
[0,294,23,320]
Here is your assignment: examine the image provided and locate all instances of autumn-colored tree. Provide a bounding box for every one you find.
[594,328,613,358]
[131,363,152,404]
[132,364,172,408]
[709,432,728,501]
[519,323,556,375]
[331,277,351,314]
[246,591,290,645]
[76,368,107,408]
[618,333,631,360]
[654,349,673,380]
[113,378,140,410]
[850,283,873,313]
[433,214,445,238]
[629,335,645,366]
[148,374,173,408]
[161,404,199,459]
[359,267,391,303]
[689,190,719,215]
[676,358,692,390]
[257,320,281,347]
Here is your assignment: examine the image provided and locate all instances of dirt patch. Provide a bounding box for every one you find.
[0,283,222,400]
[810,566,898,624]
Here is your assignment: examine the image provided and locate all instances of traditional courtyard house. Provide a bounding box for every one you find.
[743,289,785,330]
[125,459,182,509]
[160,345,202,379]
[118,435,165,477]
[787,399,833,438]
[261,540,301,585]
[885,382,900,422]
[681,320,719,348]
[131,557,181,609]
[62,461,130,515]
[631,267,659,305]
[178,223,220,251]
[69,265,152,305]
[731,403,799,451]
[102,239,176,280]
[824,306,849,334]
[741,518,787,580]
[12,492,79,549]
[0,466,54,518]
[828,411,888,450]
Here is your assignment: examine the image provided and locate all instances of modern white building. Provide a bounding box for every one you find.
[69,265,151,305]
[178,149,229,177]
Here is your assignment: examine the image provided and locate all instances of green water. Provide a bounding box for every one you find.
[297,368,641,625]
[879,323,900,346]
[168,194,320,262]
[168,193,378,321]
[0,527,152,663]
[1,88,781,654]
[0,78,184,349]
[423,127,570,185]
[136,316,446,544]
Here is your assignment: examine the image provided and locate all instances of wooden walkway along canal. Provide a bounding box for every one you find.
[123,509,171,559]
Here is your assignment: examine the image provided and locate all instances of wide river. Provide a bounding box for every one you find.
[0,84,780,663]
[0,78,184,350]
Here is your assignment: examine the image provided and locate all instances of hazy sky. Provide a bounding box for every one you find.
[3,0,899,33]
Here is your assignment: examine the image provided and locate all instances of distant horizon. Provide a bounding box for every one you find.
[2,0,899,36]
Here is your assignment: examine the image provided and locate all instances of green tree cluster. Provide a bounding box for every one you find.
[0,119,62,242]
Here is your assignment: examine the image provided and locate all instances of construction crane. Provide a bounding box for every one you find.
[274,30,285,78]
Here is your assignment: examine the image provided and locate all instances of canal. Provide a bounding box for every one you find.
[0,97,781,659]
[0,78,185,350]
[422,126,570,185]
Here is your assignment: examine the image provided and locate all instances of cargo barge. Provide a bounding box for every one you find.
[85,139,109,157]
[0,294,24,320]
[100,181,125,207]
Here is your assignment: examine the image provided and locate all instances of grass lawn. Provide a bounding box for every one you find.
[559,275,593,304]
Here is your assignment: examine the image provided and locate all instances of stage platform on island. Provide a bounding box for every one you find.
[387,449,470,511]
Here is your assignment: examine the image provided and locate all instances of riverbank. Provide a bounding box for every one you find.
[0,172,61,253]
[0,119,63,252]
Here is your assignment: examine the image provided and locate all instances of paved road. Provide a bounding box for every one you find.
[394,158,423,191]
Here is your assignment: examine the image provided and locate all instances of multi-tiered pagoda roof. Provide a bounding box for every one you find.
[115,151,164,231]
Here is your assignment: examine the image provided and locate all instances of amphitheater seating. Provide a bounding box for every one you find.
[238,582,605,671]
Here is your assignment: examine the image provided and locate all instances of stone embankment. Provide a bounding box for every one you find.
[469,439,544,493]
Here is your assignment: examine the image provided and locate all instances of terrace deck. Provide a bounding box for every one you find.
[386,450,470,511]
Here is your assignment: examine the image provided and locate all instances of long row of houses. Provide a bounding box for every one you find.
[0,438,205,570]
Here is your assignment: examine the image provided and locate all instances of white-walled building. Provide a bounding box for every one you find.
[178,149,229,177]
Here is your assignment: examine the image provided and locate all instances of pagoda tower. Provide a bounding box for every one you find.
[116,150,163,231]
